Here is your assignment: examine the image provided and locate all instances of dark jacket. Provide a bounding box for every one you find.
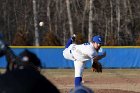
[0,68,60,93]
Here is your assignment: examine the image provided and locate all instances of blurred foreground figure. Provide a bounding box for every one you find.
[0,34,42,72]
[0,35,19,72]
[0,34,60,93]
[18,49,41,71]
[0,66,60,93]
[0,49,60,93]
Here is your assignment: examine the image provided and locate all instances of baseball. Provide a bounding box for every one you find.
[39,22,44,26]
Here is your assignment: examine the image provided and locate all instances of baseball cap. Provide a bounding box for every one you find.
[92,35,104,44]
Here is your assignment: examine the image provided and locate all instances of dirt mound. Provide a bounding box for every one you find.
[94,89,139,93]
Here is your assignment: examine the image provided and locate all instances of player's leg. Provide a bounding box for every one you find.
[74,60,85,87]
[63,44,76,61]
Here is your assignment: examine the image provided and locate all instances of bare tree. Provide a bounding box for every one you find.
[88,0,93,42]
[0,0,140,46]
[125,0,134,45]
[33,0,39,46]
[82,0,89,36]
[116,0,121,45]
[46,0,51,32]
[66,0,74,35]
[110,0,113,38]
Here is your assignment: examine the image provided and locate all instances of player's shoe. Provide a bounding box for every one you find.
[71,34,76,43]
[65,34,76,48]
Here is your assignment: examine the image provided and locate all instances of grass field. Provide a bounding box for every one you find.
[41,69,140,93]
[1,69,140,93]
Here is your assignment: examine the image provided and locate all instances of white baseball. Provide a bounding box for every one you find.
[39,22,44,26]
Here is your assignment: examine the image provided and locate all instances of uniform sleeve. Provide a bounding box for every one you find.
[87,48,97,59]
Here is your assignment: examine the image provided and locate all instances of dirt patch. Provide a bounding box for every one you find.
[94,89,139,93]
[42,69,140,93]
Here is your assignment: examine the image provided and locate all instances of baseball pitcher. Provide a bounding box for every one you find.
[63,35,106,87]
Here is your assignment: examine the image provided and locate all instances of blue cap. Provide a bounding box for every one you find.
[92,35,104,44]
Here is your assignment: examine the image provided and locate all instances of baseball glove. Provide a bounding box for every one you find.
[92,61,102,73]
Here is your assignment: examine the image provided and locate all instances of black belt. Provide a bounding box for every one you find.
[70,50,76,61]
[70,50,72,53]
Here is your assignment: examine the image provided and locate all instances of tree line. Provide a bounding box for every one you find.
[0,0,140,46]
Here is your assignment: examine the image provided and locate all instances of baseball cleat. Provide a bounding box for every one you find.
[71,34,76,42]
